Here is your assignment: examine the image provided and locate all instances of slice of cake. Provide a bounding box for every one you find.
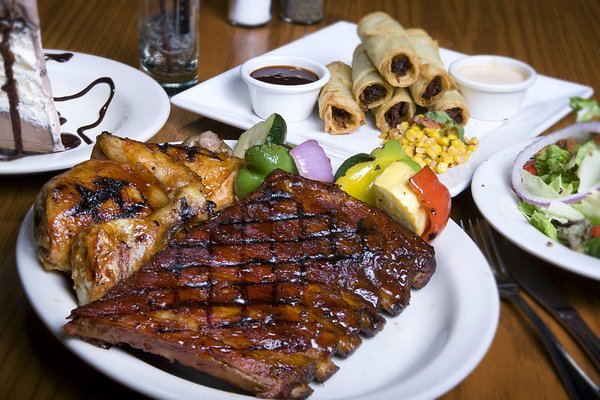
[0,0,62,157]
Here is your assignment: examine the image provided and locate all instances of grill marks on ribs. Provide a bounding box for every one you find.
[65,170,436,399]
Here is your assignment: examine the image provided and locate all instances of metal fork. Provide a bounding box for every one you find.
[461,218,600,400]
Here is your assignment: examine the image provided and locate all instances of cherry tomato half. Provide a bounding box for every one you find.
[523,159,538,176]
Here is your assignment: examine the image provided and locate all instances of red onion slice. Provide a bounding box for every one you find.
[289,139,334,182]
[511,121,600,207]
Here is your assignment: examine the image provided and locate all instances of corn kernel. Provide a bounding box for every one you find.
[435,162,449,174]
[437,137,450,147]
[413,156,426,167]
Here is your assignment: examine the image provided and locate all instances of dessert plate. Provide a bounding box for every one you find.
[171,21,593,197]
[0,50,170,175]
[472,141,600,280]
[17,208,499,400]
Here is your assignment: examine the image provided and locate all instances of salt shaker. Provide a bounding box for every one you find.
[280,0,324,25]
[228,0,271,27]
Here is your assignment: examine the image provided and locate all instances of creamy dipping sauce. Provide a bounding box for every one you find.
[459,64,526,85]
[251,65,319,85]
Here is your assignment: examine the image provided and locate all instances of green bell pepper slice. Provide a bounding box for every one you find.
[234,143,298,198]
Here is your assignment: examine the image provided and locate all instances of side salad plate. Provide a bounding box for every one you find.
[171,21,593,197]
[472,135,600,280]
[0,50,170,175]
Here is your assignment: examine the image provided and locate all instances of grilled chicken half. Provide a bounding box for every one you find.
[34,132,243,304]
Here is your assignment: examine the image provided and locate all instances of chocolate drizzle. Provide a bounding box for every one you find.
[45,52,73,63]
[58,111,66,125]
[0,18,22,156]
[54,77,115,145]
[60,133,81,150]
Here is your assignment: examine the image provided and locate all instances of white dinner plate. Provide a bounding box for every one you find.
[0,50,170,175]
[171,21,593,197]
[472,141,600,280]
[17,208,499,400]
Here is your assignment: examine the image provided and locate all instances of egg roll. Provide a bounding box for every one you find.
[351,44,394,110]
[428,89,470,127]
[407,28,457,107]
[357,12,419,88]
[373,87,416,132]
[318,61,365,134]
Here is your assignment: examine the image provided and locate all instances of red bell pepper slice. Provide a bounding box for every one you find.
[408,166,451,242]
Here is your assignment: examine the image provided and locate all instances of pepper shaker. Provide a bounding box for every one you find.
[280,0,324,25]
[228,0,272,27]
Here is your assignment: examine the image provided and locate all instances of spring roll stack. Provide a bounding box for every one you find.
[317,12,470,134]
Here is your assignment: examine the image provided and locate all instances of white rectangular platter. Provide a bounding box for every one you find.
[172,21,593,196]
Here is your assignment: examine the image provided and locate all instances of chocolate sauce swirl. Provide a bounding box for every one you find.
[54,77,116,145]
[45,52,74,63]
[60,133,81,150]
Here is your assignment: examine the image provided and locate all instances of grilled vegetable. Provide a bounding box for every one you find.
[408,166,451,241]
[289,139,334,182]
[373,161,429,235]
[233,113,287,158]
[335,140,419,205]
[234,143,298,198]
[333,153,373,181]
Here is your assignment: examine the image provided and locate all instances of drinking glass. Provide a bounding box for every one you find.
[138,0,200,90]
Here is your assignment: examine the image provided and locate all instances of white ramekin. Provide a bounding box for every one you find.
[240,55,330,123]
[449,55,537,121]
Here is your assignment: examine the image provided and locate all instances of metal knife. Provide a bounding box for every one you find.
[500,238,600,372]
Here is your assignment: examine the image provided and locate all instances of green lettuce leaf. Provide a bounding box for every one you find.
[518,201,538,218]
[584,237,600,258]
[535,144,578,185]
[570,97,600,122]
[518,201,559,240]
[520,169,574,199]
[573,192,600,225]
[573,140,598,167]
[529,210,559,240]
[423,111,465,142]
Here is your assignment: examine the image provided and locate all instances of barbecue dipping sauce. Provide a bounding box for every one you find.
[250,65,319,85]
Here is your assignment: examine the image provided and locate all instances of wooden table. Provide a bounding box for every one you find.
[1,1,599,399]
